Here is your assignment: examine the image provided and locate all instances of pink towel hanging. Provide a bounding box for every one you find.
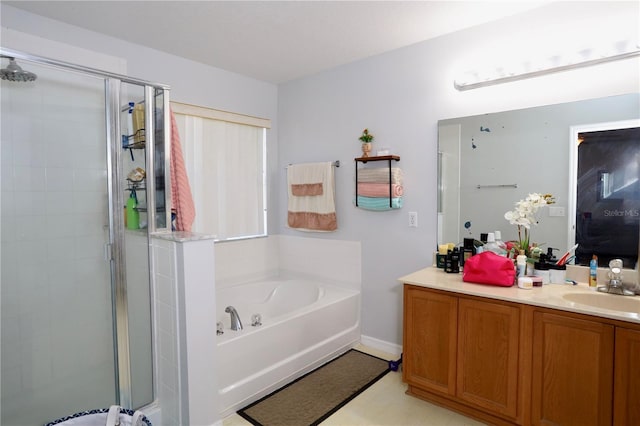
[170,107,196,232]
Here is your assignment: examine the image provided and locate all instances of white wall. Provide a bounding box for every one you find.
[277,1,640,345]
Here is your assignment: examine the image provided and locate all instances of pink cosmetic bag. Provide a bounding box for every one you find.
[463,251,516,287]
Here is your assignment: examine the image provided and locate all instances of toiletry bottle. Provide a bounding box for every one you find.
[494,231,508,254]
[445,250,453,273]
[516,250,527,278]
[589,255,598,288]
[484,232,507,256]
[450,248,460,273]
[126,191,139,230]
[462,238,476,266]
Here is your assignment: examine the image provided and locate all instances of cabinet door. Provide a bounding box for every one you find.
[531,311,614,426]
[614,327,640,426]
[456,298,520,418]
[403,286,457,396]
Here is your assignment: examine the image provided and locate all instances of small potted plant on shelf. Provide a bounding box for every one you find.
[359,128,374,157]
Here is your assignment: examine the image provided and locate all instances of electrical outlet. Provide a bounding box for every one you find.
[409,211,418,227]
[549,206,565,217]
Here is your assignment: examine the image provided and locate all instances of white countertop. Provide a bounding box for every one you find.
[398,267,640,324]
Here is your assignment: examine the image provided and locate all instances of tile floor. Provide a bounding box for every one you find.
[222,344,483,426]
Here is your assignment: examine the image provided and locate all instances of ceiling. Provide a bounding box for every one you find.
[5,1,549,84]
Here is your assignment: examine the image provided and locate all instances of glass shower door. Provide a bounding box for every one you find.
[1,61,116,425]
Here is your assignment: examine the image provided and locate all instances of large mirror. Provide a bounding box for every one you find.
[438,93,639,268]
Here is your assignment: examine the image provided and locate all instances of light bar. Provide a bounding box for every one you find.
[454,48,640,91]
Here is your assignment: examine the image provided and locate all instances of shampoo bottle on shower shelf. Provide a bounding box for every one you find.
[126,191,139,230]
[589,255,598,288]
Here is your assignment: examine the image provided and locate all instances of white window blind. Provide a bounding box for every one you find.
[172,102,269,240]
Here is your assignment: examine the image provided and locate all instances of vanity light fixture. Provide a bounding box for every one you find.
[454,44,640,91]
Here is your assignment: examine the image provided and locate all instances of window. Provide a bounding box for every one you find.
[172,102,270,241]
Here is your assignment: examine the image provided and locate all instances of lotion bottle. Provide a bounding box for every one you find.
[516,250,527,278]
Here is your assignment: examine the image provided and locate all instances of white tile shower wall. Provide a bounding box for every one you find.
[151,237,181,426]
[278,235,362,290]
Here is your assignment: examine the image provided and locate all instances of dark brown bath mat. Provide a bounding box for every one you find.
[237,349,391,426]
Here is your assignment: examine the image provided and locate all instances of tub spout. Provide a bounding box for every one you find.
[225,306,243,331]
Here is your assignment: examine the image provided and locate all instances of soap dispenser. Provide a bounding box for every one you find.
[534,253,551,284]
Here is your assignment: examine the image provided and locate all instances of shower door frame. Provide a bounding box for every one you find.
[1,47,172,409]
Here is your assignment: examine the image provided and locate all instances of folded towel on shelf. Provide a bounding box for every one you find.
[356,167,403,184]
[357,183,404,198]
[287,162,337,231]
[356,195,403,211]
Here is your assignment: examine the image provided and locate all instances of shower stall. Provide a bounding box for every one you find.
[0,49,170,425]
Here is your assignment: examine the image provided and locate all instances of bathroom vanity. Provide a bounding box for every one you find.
[399,267,640,426]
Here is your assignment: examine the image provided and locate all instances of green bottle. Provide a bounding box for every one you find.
[126,192,139,230]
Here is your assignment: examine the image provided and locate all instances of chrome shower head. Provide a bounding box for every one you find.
[1,58,37,82]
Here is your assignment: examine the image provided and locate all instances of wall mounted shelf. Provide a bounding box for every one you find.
[355,155,401,208]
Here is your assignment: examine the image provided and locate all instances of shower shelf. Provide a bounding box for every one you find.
[121,129,146,150]
[126,179,146,197]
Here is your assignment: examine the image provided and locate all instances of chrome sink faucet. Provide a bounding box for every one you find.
[597,259,635,296]
[225,306,243,330]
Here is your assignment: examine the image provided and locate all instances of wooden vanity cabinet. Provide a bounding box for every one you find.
[613,327,640,426]
[403,285,527,425]
[531,311,614,426]
[403,283,640,426]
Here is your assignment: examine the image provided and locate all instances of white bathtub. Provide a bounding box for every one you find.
[216,278,360,417]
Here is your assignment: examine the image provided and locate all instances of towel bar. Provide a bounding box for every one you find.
[476,184,518,189]
[286,160,340,169]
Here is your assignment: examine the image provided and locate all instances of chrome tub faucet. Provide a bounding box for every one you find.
[225,306,243,330]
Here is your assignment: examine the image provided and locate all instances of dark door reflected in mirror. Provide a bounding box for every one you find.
[576,127,639,267]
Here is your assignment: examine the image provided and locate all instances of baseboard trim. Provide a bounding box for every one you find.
[360,335,402,357]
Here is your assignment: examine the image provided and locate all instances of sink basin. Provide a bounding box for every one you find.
[563,292,640,314]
